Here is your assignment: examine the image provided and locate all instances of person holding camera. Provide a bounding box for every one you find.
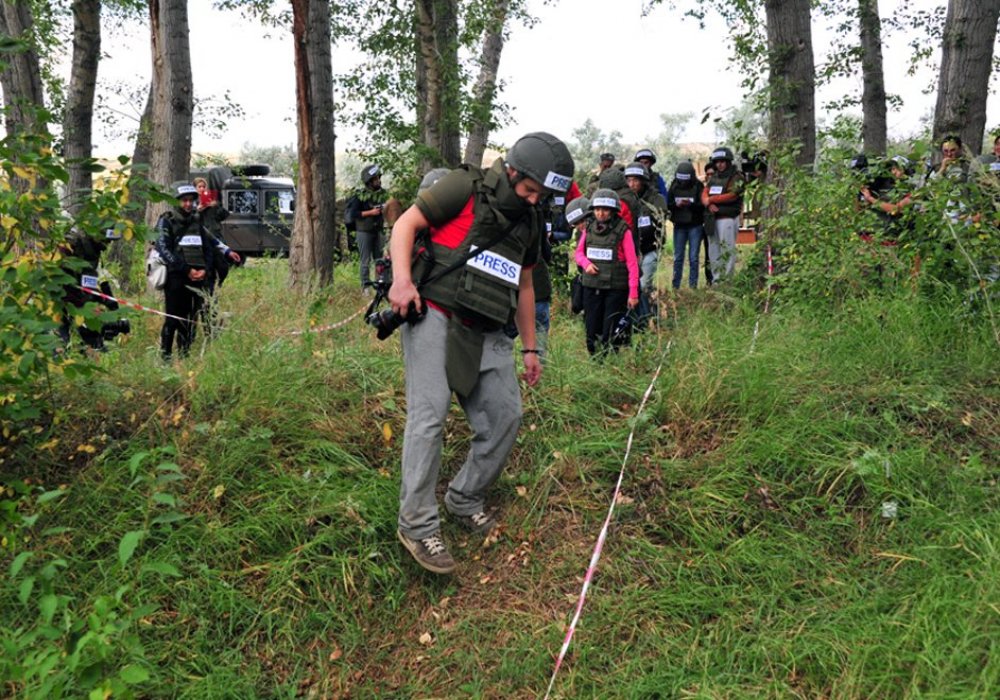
[386,132,574,575]
[347,164,389,293]
[58,226,130,353]
[155,183,241,361]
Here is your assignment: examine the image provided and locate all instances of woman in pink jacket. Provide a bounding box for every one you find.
[575,188,640,355]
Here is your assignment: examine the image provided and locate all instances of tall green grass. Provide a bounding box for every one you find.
[2,260,998,698]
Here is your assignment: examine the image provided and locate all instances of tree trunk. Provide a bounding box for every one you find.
[858,0,886,156]
[107,83,153,291]
[415,0,461,169]
[0,1,47,139]
[288,0,337,289]
[932,0,1000,155]
[145,0,193,229]
[64,0,102,214]
[764,0,816,168]
[463,0,509,167]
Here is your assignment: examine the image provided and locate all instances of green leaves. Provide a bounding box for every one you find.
[117,530,146,566]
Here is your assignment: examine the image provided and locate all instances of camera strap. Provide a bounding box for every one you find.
[416,218,521,290]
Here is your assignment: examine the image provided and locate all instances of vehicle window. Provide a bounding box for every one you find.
[227,190,259,215]
[265,190,295,215]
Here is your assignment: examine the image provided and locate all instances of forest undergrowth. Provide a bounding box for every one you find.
[2,258,998,699]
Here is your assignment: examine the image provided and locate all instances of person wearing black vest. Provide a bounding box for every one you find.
[347,164,389,293]
[624,162,667,323]
[667,161,706,288]
[155,183,241,360]
[574,189,640,356]
[58,227,127,352]
[702,147,744,281]
[387,132,575,575]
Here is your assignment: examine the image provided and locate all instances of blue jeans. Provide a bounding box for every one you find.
[673,224,703,289]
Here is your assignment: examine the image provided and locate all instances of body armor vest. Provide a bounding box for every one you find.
[414,161,539,327]
[634,189,666,255]
[581,217,630,291]
[706,171,743,219]
[170,211,208,268]
[669,180,701,225]
[354,186,389,233]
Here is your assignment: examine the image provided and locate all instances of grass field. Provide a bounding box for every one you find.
[2,256,999,699]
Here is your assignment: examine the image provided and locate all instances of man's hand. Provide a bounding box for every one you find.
[627,297,639,309]
[188,268,206,282]
[521,352,542,387]
[228,250,241,264]
[584,263,599,275]
[388,278,422,318]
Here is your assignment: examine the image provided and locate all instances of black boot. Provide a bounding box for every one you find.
[160,325,175,361]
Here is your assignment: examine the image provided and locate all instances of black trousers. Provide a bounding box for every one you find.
[582,286,629,355]
[161,274,210,358]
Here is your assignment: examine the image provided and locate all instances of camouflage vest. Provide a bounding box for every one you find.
[580,217,629,291]
[414,161,540,328]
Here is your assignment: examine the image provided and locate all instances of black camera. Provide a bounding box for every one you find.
[101,318,131,341]
[366,302,424,341]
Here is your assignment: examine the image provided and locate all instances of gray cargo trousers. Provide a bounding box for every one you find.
[398,306,522,540]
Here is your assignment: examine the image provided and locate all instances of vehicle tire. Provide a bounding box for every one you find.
[232,164,270,177]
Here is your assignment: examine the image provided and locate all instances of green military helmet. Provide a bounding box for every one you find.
[710,146,735,164]
[565,196,591,226]
[623,162,650,180]
[174,182,198,201]
[598,166,627,191]
[361,163,381,185]
[506,131,575,193]
[634,148,657,165]
[589,188,621,212]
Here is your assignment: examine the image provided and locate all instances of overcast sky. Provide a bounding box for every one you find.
[92,0,999,159]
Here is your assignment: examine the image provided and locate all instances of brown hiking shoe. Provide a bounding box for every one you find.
[450,510,497,535]
[397,529,456,574]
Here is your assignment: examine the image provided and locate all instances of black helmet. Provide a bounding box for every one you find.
[599,152,615,163]
[849,153,869,171]
[710,147,735,164]
[589,188,621,212]
[675,161,697,181]
[506,131,575,193]
[565,196,591,226]
[623,162,650,181]
[174,182,198,201]
[361,164,381,185]
[634,148,657,165]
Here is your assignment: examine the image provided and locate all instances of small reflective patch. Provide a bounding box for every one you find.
[638,216,651,228]
[991,162,1000,171]
[467,246,521,284]
[553,196,565,206]
[546,222,552,232]
[179,235,202,246]
[709,186,723,195]
[624,166,645,178]
[592,197,617,209]
[105,227,121,239]
[675,173,691,181]
[81,275,99,289]
[711,150,727,160]
[587,246,614,261]
[543,171,572,192]
[674,196,693,205]
[567,210,584,224]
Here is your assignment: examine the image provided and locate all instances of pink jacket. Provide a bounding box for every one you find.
[574,223,640,300]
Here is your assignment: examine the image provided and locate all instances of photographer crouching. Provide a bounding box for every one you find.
[384,132,574,575]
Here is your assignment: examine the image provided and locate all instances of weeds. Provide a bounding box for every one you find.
[1,258,998,698]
